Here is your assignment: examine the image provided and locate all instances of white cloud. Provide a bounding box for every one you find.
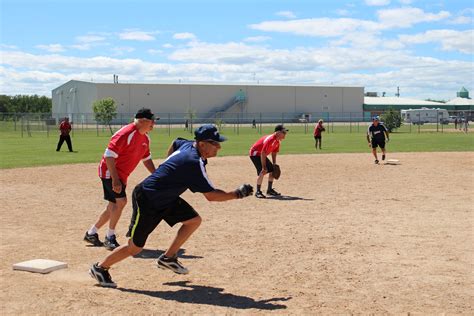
[36,44,66,53]
[75,35,106,43]
[119,30,155,41]
[335,9,351,16]
[398,0,412,4]
[70,44,92,51]
[276,11,296,19]
[250,18,380,37]
[399,29,474,54]
[376,7,450,28]
[111,46,136,55]
[163,43,174,48]
[1,44,18,49]
[365,0,390,6]
[243,36,271,43]
[173,32,196,40]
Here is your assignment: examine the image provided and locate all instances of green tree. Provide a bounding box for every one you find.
[381,108,402,132]
[93,97,117,134]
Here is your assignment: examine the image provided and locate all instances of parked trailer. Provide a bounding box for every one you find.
[401,108,450,125]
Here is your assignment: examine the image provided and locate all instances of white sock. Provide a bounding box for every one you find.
[88,226,98,235]
[107,229,115,238]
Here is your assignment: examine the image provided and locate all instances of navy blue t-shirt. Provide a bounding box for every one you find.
[368,124,388,142]
[140,139,215,208]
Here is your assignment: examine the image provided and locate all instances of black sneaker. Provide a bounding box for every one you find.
[382,154,386,161]
[84,232,103,247]
[266,188,281,196]
[89,263,117,288]
[255,191,266,198]
[375,160,379,164]
[157,254,189,274]
[104,235,120,250]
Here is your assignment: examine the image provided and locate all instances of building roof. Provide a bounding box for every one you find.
[445,97,474,105]
[364,96,442,106]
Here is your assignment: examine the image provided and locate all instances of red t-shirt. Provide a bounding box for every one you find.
[249,133,280,157]
[313,123,325,137]
[98,123,151,184]
[59,121,71,135]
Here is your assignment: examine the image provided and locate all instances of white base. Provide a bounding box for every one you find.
[385,159,400,165]
[13,259,68,274]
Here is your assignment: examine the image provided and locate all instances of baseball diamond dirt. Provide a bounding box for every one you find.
[1,152,472,314]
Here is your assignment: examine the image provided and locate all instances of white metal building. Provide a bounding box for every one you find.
[52,80,364,120]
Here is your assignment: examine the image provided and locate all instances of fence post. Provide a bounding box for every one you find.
[168,113,171,137]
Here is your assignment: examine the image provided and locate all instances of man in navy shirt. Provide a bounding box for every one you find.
[366,116,390,164]
[89,125,253,288]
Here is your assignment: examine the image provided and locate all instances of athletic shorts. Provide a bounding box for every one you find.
[129,185,199,248]
[101,178,126,202]
[314,135,322,140]
[250,156,274,176]
[371,139,385,149]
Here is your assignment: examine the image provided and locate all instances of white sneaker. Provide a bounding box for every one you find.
[157,254,189,274]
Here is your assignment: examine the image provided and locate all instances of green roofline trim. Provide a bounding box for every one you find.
[363,104,474,111]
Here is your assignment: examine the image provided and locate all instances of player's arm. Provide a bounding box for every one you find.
[203,185,253,201]
[383,126,390,141]
[105,157,122,193]
[260,151,268,173]
[142,158,156,173]
[271,152,277,164]
[366,132,372,147]
[166,142,175,157]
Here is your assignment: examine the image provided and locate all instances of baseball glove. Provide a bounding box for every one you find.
[272,164,281,180]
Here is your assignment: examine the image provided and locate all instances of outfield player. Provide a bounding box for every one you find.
[313,119,325,150]
[367,116,390,164]
[56,117,74,152]
[249,124,288,198]
[84,108,157,250]
[89,125,253,287]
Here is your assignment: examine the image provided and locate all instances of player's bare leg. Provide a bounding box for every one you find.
[381,148,386,161]
[164,216,202,258]
[372,148,379,164]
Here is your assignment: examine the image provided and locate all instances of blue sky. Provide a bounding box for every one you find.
[1,0,473,100]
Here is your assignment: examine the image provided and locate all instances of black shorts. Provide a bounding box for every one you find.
[250,156,274,176]
[314,136,322,140]
[101,178,126,202]
[129,185,199,248]
[371,139,385,149]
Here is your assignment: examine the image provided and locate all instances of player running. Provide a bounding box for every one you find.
[89,125,253,287]
[367,116,390,164]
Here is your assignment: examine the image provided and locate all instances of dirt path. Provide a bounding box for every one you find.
[1,152,472,314]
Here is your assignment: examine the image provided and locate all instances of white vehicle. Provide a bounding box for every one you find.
[401,108,450,125]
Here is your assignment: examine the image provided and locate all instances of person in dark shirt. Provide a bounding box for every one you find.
[56,117,73,152]
[366,116,390,164]
[89,124,253,288]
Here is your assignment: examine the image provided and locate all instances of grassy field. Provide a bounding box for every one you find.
[0,124,473,169]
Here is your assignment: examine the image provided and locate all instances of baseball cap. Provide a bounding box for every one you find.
[135,108,159,120]
[372,116,380,121]
[194,124,227,142]
[274,124,289,133]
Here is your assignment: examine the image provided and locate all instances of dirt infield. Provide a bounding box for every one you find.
[1,152,472,314]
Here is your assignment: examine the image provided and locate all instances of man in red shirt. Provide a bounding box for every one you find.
[249,124,288,198]
[56,117,74,152]
[313,119,325,150]
[84,108,158,250]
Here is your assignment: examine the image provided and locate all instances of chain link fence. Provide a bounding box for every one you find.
[0,110,471,137]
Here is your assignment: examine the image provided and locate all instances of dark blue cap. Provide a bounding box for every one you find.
[135,108,158,120]
[194,124,227,142]
[372,116,380,121]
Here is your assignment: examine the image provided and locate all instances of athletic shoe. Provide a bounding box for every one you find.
[125,229,131,238]
[157,254,189,274]
[382,154,386,161]
[104,235,120,250]
[375,160,379,164]
[89,263,117,288]
[255,191,266,198]
[266,188,281,196]
[84,232,103,247]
